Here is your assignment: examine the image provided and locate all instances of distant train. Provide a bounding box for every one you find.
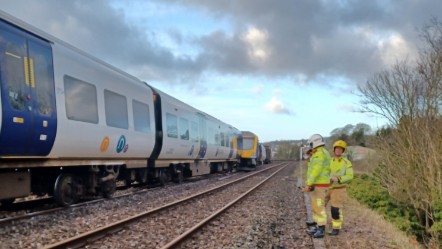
[0,11,262,206]
[233,131,261,171]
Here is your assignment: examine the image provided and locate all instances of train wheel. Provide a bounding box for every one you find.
[0,198,15,209]
[101,180,116,198]
[101,180,117,198]
[172,167,183,184]
[54,174,79,207]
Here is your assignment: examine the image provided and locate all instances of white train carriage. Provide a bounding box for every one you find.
[0,10,241,207]
[257,143,266,165]
[149,87,239,182]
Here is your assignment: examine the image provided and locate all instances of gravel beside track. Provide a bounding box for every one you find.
[178,162,313,249]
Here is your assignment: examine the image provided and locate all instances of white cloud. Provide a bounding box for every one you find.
[242,26,272,62]
[265,96,293,115]
[378,33,415,66]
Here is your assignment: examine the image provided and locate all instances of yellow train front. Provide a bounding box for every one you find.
[233,131,259,171]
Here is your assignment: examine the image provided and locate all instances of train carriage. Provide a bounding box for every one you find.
[148,87,240,183]
[0,10,242,207]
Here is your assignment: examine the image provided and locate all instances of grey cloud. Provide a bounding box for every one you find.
[0,0,206,83]
[158,0,442,83]
[1,0,442,87]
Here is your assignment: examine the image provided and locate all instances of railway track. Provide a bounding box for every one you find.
[40,163,288,249]
[0,170,234,225]
[1,163,288,249]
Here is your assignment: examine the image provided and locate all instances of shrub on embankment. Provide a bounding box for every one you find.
[348,173,442,246]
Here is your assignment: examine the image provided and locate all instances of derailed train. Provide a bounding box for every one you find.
[0,11,265,207]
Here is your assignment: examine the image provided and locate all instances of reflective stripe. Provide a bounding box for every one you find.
[29,58,35,88]
[24,56,29,86]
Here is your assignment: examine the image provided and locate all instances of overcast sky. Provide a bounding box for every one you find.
[1,0,441,142]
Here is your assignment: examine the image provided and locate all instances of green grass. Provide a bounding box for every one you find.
[348,174,424,240]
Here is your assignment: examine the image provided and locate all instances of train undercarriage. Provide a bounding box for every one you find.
[0,160,237,207]
[237,158,257,171]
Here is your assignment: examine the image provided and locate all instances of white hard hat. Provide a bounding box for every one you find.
[308,134,325,149]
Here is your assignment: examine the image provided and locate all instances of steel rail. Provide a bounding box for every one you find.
[42,163,288,249]
[160,164,287,249]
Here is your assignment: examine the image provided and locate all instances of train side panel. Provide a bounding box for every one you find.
[50,44,156,160]
[151,87,239,176]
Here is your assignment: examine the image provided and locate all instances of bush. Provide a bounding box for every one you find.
[348,174,422,237]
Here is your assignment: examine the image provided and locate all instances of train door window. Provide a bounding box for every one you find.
[215,132,220,146]
[220,132,225,146]
[208,127,215,145]
[190,121,198,142]
[29,41,54,116]
[226,134,230,148]
[132,100,150,133]
[179,117,189,140]
[104,89,128,129]
[166,113,178,138]
[64,75,98,123]
[1,29,27,110]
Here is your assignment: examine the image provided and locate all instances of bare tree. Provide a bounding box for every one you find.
[358,18,442,247]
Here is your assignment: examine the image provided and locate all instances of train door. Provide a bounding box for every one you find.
[196,113,207,158]
[0,21,57,156]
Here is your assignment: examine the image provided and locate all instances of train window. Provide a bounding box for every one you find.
[179,117,189,140]
[208,127,215,145]
[64,75,98,123]
[166,113,178,138]
[215,132,220,146]
[220,132,225,147]
[29,41,54,116]
[0,29,27,110]
[190,121,199,142]
[104,89,128,129]
[133,100,150,133]
[237,137,243,149]
[226,134,230,148]
[242,137,255,150]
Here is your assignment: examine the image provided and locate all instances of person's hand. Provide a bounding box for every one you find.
[330,176,339,183]
[302,186,314,192]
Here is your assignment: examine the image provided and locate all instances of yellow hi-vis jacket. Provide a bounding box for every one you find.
[330,156,353,188]
[306,146,331,186]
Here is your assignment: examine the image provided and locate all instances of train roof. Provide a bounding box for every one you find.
[147,83,240,130]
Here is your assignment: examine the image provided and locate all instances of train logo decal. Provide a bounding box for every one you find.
[100,136,110,152]
[116,135,128,153]
[197,141,207,158]
[188,145,194,156]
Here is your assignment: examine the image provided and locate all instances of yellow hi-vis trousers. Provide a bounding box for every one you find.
[325,187,347,229]
[310,186,328,226]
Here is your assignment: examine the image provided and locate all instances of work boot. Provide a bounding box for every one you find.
[328,229,340,236]
[312,226,325,238]
[305,220,317,226]
[305,226,318,235]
